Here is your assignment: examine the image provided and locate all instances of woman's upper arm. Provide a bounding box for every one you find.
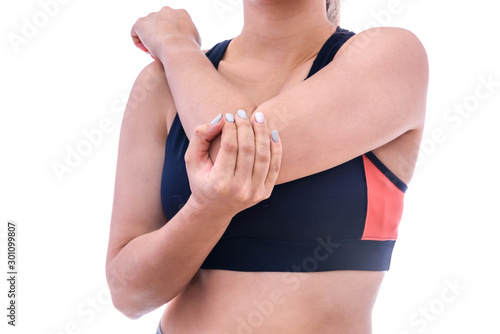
[259,27,429,183]
[106,60,175,262]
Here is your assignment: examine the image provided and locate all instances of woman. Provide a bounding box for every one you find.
[106,0,428,333]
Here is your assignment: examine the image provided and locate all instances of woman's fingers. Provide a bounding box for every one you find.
[192,111,281,193]
[185,114,224,169]
[265,129,282,190]
[130,6,202,60]
[130,19,150,53]
[234,110,255,179]
[250,112,272,187]
[212,114,238,180]
[185,110,281,217]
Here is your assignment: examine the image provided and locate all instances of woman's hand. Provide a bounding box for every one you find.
[131,6,201,59]
[185,111,282,219]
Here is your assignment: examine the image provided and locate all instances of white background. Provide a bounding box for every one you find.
[1,0,499,333]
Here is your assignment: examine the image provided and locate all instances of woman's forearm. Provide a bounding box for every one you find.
[158,37,257,138]
[158,29,427,184]
[106,197,232,319]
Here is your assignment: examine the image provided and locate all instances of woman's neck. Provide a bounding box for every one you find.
[232,0,336,65]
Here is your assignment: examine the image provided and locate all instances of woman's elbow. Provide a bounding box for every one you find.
[109,286,175,320]
[105,264,148,319]
[109,292,144,320]
[105,264,177,319]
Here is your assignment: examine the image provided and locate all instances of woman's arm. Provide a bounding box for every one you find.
[106,61,281,319]
[159,28,428,184]
[105,61,229,319]
[132,9,428,183]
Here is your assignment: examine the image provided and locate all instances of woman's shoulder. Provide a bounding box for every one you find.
[348,26,426,51]
[132,60,177,133]
[331,27,428,118]
[338,27,428,76]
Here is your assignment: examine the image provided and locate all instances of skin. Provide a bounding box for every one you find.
[106,0,429,333]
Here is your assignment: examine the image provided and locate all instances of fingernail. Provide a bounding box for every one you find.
[272,130,279,143]
[210,113,222,125]
[255,112,264,124]
[225,113,235,123]
[237,109,247,119]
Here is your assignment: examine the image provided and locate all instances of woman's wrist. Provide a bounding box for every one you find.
[157,34,201,66]
[181,195,235,229]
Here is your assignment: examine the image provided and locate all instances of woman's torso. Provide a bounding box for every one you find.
[162,270,384,333]
[160,27,421,333]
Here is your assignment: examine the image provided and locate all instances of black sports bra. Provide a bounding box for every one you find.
[161,27,407,272]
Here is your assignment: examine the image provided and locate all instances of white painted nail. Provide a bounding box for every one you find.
[237,109,247,119]
[225,113,235,123]
[255,112,264,124]
[272,130,279,143]
[210,113,222,125]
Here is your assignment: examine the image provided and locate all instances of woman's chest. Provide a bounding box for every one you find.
[216,58,315,106]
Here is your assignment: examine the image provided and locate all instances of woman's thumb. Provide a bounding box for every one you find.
[185,114,224,165]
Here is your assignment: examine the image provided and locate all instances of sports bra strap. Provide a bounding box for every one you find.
[205,39,232,68]
[204,27,355,80]
[306,27,355,79]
